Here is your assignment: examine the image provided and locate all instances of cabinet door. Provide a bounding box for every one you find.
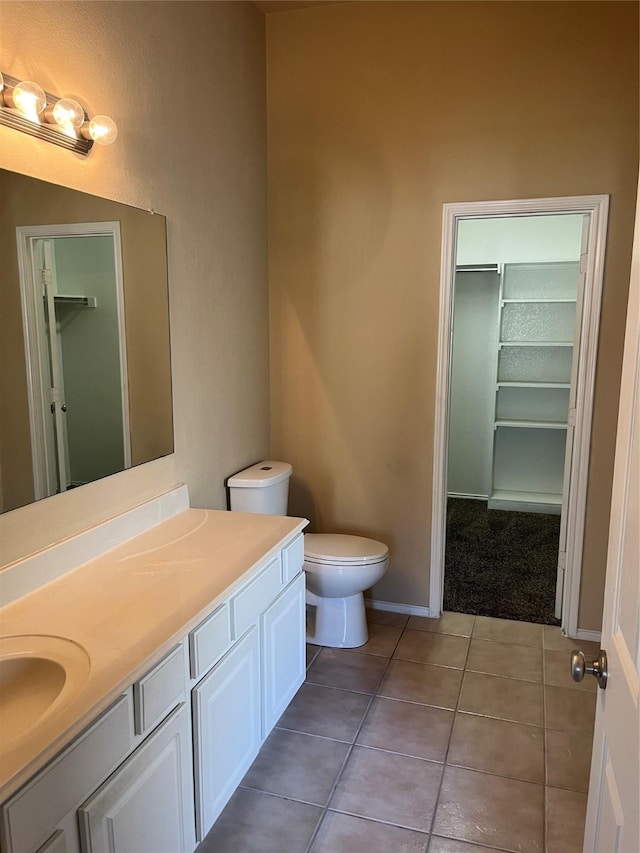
[78,703,195,853]
[36,830,68,853]
[262,572,306,736]
[192,625,261,840]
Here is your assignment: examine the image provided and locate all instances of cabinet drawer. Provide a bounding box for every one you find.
[2,691,134,853]
[230,555,282,639]
[134,644,186,736]
[282,534,304,584]
[189,603,232,681]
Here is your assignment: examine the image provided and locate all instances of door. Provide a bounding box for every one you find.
[17,223,130,499]
[555,214,590,617]
[582,192,639,852]
[38,239,69,494]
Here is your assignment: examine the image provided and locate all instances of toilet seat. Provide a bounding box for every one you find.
[303,533,388,566]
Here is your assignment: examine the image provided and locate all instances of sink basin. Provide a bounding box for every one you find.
[0,635,91,748]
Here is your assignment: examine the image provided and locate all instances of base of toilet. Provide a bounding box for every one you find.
[305,589,368,648]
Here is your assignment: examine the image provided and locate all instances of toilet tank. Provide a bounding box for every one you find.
[227,461,292,515]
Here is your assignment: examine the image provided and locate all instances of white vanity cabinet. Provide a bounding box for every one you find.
[191,535,306,839]
[78,703,195,853]
[35,830,68,853]
[75,644,194,853]
[1,643,193,853]
[261,572,305,735]
[1,692,137,853]
[192,625,262,838]
[0,526,306,853]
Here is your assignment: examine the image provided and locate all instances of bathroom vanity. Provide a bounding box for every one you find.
[0,491,307,853]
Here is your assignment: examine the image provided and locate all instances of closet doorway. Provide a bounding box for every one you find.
[16,222,130,500]
[430,196,609,638]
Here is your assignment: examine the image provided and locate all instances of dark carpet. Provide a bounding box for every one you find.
[444,498,561,625]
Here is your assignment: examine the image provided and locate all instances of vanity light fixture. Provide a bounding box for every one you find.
[0,71,117,155]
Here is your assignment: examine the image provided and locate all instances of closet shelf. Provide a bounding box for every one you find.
[53,295,97,309]
[495,419,567,430]
[496,381,571,389]
[488,260,579,514]
[498,341,573,348]
[501,298,576,304]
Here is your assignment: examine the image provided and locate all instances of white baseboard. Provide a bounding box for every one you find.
[366,599,433,618]
[572,628,602,644]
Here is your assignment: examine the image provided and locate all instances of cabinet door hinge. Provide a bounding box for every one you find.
[580,253,588,275]
[568,408,577,427]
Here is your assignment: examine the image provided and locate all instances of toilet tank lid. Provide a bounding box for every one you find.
[304,533,388,563]
[227,461,292,488]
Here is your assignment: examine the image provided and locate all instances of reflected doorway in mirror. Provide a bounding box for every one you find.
[16,223,129,500]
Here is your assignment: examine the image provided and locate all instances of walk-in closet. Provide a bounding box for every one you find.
[445,214,584,623]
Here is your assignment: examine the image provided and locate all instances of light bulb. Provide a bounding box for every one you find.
[81,114,117,145]
[50,98,85,131]
[10,81,47,120]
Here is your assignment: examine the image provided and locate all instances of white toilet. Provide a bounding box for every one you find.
[227,461,389,648]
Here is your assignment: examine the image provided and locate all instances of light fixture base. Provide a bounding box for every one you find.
[0,73,94,155]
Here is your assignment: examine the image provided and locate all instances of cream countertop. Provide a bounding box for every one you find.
[0,508,306,800]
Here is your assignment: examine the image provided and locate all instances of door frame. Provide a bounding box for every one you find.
[16,221,130,499]
[429,194,609,639]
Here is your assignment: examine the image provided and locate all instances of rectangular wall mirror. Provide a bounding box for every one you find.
[0,169,173,514]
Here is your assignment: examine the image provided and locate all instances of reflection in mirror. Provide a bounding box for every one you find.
[18,223,129,499]
[0,169,173,514]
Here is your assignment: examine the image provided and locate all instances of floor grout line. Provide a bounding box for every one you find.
[426,613,476,840]
[303,624,406,853]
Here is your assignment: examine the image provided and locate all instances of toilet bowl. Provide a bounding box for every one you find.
[227,461,389,649]
[304,533,389,648]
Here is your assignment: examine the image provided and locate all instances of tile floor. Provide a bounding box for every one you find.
[197,611,599,853]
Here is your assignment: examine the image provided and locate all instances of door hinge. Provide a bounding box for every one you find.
[40,268,52,297]
[568,408,577,427]
[48,387,61,404]
[580,253,588,275]
[558,551,567,571]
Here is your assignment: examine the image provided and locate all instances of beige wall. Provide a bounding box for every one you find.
[266,1,639,629]
[0,1,269,564]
